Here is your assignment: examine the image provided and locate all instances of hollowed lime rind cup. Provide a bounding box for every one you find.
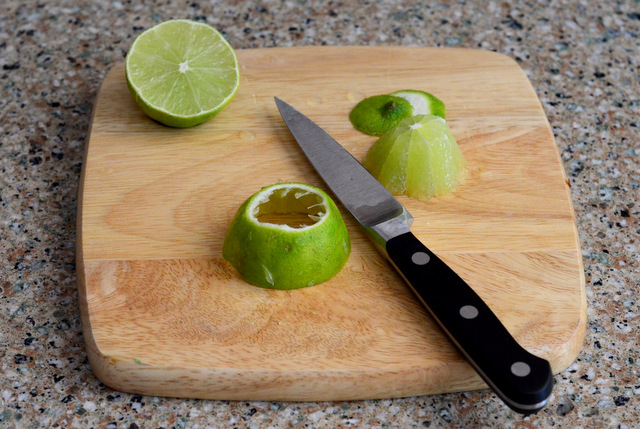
[223,183,351,290]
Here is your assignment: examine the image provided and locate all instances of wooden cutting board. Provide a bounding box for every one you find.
[77,46,586,401]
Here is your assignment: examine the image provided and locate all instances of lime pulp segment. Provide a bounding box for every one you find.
[125,19,240,128]
[363,115,466,201]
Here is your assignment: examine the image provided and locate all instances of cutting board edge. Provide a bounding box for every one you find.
[80,328,488,402]
[75,252,588,401]
[77,302,586,403]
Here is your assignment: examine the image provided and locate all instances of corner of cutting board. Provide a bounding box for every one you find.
[470,48,523,67]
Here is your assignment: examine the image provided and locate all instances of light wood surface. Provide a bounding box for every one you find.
[77,46,586,401]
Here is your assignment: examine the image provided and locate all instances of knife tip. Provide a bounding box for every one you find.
[274,97,291,113]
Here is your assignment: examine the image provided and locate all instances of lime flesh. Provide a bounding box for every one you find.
[390,90,446,119]
[349,95,413,136]
[363,115,466,201]
[223,183,351,290]
[125,19,240,128]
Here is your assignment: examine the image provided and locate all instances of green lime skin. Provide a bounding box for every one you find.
[124,78,238,128]
[349,95,413,136]
[223,183,351,290]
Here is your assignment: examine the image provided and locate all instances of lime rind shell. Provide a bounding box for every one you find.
[125,19,240,128]
[390,90,446,119]
[349,95,414,136]
[363,115,466,201]
[222,183,351,290]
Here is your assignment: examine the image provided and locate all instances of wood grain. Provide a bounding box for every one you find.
[77,46,586,400]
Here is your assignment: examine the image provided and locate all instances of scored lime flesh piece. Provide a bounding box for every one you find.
[223,183,351,290]
[363,115,466,201]
[390,90,446,119]
[125,19,240,128]
[349,95,413,136]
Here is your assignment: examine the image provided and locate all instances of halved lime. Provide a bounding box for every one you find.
[223,183,351,290]
[363,115,466,201]
[125,19,240,128]
[390,90,446,119]
[349,95,413,136]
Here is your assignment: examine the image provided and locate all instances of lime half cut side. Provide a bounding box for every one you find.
[125,19,240,128]
[363,115,466,202]
[223,183,351,290]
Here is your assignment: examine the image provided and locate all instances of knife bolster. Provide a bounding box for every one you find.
[363,207,413,255]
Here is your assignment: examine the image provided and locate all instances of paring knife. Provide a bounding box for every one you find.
[274,97,553,414]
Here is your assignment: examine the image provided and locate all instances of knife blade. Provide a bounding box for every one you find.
[274,97,553,414]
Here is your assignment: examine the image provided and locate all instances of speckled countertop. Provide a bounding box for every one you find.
[1,0,639,427]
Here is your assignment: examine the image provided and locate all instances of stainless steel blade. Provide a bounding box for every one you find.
[275,97,413,243]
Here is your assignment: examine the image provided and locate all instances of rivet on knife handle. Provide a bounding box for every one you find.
[386,232,553,414]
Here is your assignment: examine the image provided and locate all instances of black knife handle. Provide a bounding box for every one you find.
[386,232,553,414]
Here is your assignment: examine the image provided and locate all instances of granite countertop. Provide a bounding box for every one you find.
[1,0,638,427]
